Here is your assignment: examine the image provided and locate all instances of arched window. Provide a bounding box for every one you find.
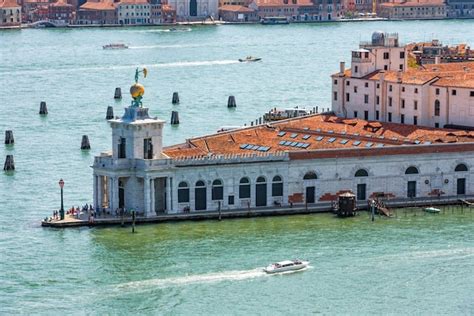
[405,166,419,174]
[196,180,205,187]
[303,171,317,180]
[178,181,189,203]
[239,177,250,199]
[257,176,266,183]
[212,179,224,200]
[434,100,440,116]
[256,176,267,207]
[272,175,283,197]
[455,163,468,172]
[355,169,368,177]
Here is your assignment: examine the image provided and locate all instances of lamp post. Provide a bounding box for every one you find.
[59,179,65,220]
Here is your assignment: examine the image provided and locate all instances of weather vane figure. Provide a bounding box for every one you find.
[130,67,148,107]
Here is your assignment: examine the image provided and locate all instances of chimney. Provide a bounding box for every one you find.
[340,61,345,74]
[434,56,441,64]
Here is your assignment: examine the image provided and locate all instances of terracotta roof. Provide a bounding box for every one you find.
[0,0,20,7]
[117,0,149,4]
[219,5,255,12]
[80,0,115,10]
[380,0,445,7]
[163,114,474,159]
[51,0,73,7]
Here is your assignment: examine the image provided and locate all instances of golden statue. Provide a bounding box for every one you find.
[130,68,147,107]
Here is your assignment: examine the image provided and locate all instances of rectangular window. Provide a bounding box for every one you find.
[178,187,190,203]
[354,86,358,93]
[402,86,405,92]
[118,137,126,159]
[377,83,380,89]
[384,65,388,71]
[415,88,418,94]
[239,184,250,199]
[436,88,440,95]
[143,138,153,159]
[364,94,369,104]
[228,195,234,205]
[355,66,358,73]
[400,51,405,59]
[389,97,392,107]
[452,89,457,96]
[333,79,338,85]
[364,111,369,120]
[346,81,350,86]
[346,93,350,102]
[401,99,405,108]
[333,91,337,101]
[389,85,392,92]
[388,112,392,122]
[365,82,369,88]
[401,114,405,124]
[435,123,439,128]
[414,116,418,125]
[471,91,474,97]
[354,111,358,118]
[212,186,223,201]
[407,181,417,198]
[376,110,379,120]
[383,52,389,59]
[414,100,418,110]
[376,95,380,105]
[399,64,403,70]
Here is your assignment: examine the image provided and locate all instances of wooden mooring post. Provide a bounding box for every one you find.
[39,101,48,115]
[106,106,114,120]
[114,87,122,99]
[4,130,14,145]
[218,201,222,221]
[172,92,180,104]
[170,111,180,125]
[3,155,15,171]
[132,210,136,233]
[227,96,236,108]
[81,135,91,150]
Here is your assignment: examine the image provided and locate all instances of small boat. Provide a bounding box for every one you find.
[263,107,311,121]
[103,43,128,50]
[263,259,309,274]
[239,56,262,62]
[424,207,441,213]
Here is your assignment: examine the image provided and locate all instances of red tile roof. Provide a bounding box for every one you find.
[219,5,255,12]
[80,0,115,10]
[51,0,72,7]
[163,114,474,159]
[256,0,313,6]
[0,0,20,7]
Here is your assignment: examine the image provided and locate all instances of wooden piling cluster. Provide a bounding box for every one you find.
[4,130,14,145]
[170,111,180,125]
[172,92,180,104]
[106,106,114,120]
[114,87,122,99]
[3,155,15,171]
[39,101,48,115]
[81,135,91,150]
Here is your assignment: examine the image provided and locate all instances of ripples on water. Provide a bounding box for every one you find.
[1,21,474,314]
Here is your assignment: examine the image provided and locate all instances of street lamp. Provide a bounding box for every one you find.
[59,179,65,220]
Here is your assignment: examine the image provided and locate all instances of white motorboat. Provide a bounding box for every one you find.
[263,259,309,274]
[103,43,129,50]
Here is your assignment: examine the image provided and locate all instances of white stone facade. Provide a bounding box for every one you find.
[92,105,473,217]
[117,1,151,25]
[167,0,218,20]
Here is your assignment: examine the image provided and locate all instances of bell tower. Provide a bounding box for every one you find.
[109,68,165,160]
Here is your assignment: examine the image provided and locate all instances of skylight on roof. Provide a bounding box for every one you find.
[279,140,286,145]
[316,136,324,141]
[245,144,254,149]
[341,131,346,135]
[414,140,421,144]
[340,139,349,145]
[290,133,298,138]
[365,142,373,147]
[257,146,270,152]
[284,141,292,146]
[252,145,260,150]
[353,141,361,146]
[328,137,336,143]
[302,143,310,148]
[302,135,311,140]
[316,128,321,132]
[290,142,298,147]
[424,141,432,145]
[328,130,334,134]
[240,144,249,149]
[376,144,384,148]
[296,143,305,148]
[277,131,286,137]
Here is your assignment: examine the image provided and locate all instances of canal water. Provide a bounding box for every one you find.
[1,21,474,314]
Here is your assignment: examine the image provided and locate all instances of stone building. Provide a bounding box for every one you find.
[446,0,474,18]
[77,0,117,24]
[0,0,21,26]
[116,0,151,25]
[378,0,447,19]
[48,0,74,25]
[166,0,218,20]
[92,78,473,216]
[332,32,474,129]
[218,4,257,21]
[249,0,343,21]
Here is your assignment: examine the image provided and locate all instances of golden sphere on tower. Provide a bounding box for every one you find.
[130,83,145,99]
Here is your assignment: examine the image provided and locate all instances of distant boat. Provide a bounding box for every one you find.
[264,260,309,274]
[424,207,441,213]
[239,56,262,62]
[103,43,128,50]
[168,27,191,32]
[261,16,289,25]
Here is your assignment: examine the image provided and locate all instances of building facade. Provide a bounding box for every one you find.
[92,83,473,216]
[77,0,117,25]
[167,0,218,20]
[117,0,151,24]
[332,32,474,129]
[447,0,474,18]
[218,4,258,21]
[250,0,343,21]
[379,0,447,19]
[0,0,21,26]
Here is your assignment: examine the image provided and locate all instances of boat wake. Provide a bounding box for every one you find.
[149,60,239,68]
[116,268,267,290]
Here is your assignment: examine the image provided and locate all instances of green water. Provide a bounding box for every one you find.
[1,21,474,314]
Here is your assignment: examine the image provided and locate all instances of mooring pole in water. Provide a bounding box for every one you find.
[120,208,124,227]
[106,106,114,120]
[218,201,222,221]
[172,92,180,104]
[39,101,48,115]
[132,210,136,233]
[371,200,375,222]
[4,130,14,145]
